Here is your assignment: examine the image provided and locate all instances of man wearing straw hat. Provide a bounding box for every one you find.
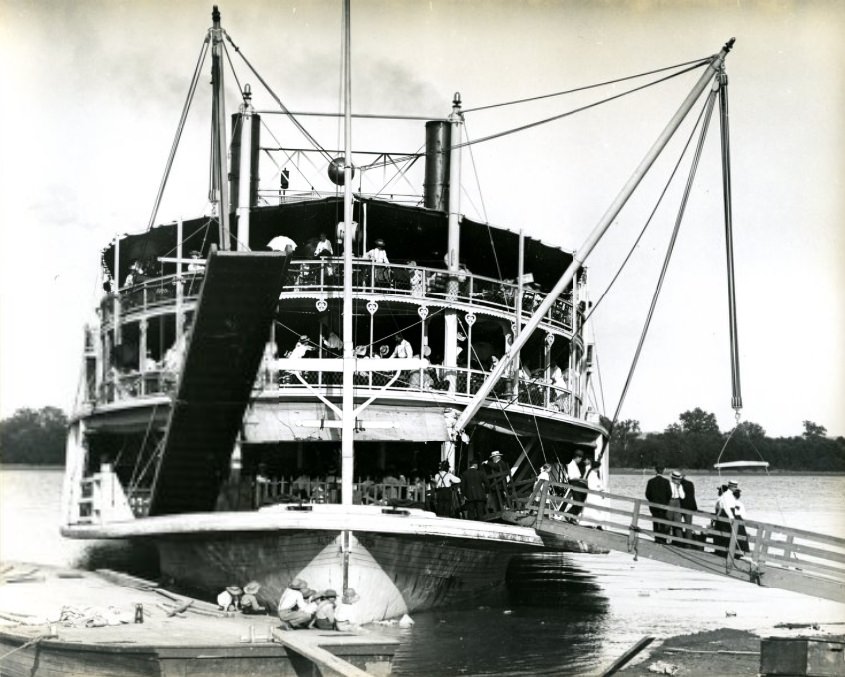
[334,588,361,632]
[277,578,312,630]
[667,471,686,545]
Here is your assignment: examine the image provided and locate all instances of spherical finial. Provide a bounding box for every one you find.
[328,157,356,186]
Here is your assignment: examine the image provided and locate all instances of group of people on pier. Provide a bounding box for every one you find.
[645,466,749,556]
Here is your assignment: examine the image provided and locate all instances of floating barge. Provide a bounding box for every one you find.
[0,563,397,677]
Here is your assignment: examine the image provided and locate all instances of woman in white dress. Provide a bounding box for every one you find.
[579,459,607,528]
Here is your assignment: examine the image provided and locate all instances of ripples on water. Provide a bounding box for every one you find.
[2,469,844,676]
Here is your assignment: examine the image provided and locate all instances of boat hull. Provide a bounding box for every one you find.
[62,506,601,622]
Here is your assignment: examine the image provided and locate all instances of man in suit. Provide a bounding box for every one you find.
[645,465,672,544]
[679,471,698,547]
[460,461,489,520]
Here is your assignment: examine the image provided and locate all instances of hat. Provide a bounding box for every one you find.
[374,238,385,247]
[289,578,307,590]
[321,589,338,599]
[490,450,502,458]
[728,480,739,489]
[342,588,361,604]
[302,588,317,599]
[298,334,309,342]
[671,471,682,481]
[243,581,261,595]
[226,586,243,595]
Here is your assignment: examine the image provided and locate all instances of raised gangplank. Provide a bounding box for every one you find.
[501,480,845,604]
[148,250,290,516]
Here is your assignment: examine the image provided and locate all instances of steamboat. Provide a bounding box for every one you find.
[60,5,734,623]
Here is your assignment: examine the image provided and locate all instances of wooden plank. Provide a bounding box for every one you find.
[271,628,372,677]
[600,636,654,676]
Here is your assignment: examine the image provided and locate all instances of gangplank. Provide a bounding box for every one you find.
[501,480,845,605]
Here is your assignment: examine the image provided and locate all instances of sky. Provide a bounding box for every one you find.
[1,0,843,439]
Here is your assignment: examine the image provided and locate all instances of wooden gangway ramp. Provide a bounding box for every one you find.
[502,480,845,604]
[149,250,289,516]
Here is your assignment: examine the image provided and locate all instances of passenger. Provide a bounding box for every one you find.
[580,460,606,528]
[312,589,338,630]
[365,238,391,285]
[666,471,686,543]
[321,330,342,354]
[334,588,361,632]
[240,581,266,614]
[459,461,488,520]
[562,450,588,521]
[645,465,672,544]
[217,585,242,611]
[314,232,333,257]
[391,333,413,359]
[432,460,461,517]
[277,578,312,630]
[143,350,158,372]
[288,335,315,360]
[299,588,319,621]
[679,471,698,546]
[483,450,511,512]
[364,238,389,264]
[187,250,205,272]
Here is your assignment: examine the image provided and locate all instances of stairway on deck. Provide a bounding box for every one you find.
[148,251,289,516]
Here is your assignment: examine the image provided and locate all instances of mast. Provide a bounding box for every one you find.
[718,67,742,412]
[452,39,736,436]
[339,0,354,593]
[210,5,230,250]
[340,0,354,506]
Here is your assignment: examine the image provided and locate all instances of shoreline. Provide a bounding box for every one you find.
[613,626,845,676]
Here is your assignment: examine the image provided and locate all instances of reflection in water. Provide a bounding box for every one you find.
[390,553,610,676]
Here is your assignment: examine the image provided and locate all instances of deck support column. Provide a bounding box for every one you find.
[443,93,463,395]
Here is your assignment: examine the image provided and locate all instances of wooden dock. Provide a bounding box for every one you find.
[0,563,397,677]
[503,480,845,604]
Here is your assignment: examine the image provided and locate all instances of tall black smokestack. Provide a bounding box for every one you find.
[423,121,450,212]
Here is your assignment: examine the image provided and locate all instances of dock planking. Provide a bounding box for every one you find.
[0,562,397,677]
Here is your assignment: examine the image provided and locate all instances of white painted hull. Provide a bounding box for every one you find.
[62,505,596,622]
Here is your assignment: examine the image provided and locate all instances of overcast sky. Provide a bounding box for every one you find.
[1,0,843,438]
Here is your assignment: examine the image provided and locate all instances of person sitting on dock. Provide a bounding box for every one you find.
[334,588,361,632]
[645,465,672,544]
[277,578,313,630]
[240,581,266,614]
[312,589,338,630]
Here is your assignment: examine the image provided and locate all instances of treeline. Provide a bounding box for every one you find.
[0,407,68,465]
[1,405,843,471]
[605,408,845,472]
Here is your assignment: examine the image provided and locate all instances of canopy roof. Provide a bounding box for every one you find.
[102,197,578,292]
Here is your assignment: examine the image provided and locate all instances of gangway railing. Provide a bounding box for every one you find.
[501,480,845,604]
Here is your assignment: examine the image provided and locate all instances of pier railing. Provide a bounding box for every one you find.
[505,479,845,603]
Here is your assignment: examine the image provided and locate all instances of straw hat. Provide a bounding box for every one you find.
[321,589,338,599]
[342,588,361,604]
[671,471,682,481]
[289,578,307,590]
[226,586,243,595]
[243,581,261,595]
[490,450,502,459]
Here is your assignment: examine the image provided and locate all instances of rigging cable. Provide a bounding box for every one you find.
[581,88,716,327]
[456,61,709,151]
[462,57,712,113]
[223,30,332,162]
[146,34,210,231]
[606,88,720,446]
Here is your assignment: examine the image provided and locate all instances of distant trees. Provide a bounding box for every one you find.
[0,407,68,465]
[606,410,845,472]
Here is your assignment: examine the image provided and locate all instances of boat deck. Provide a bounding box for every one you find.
[0,563,397,677]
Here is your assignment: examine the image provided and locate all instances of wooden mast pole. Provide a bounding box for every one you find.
[340,0,354,590]
[211,6,230,250]
[452,39,736,436]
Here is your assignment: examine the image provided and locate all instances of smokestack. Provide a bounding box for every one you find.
[423,121,450,211]
[229,111,261,210]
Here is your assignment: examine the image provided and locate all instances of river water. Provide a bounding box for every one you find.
[1,468,844,675]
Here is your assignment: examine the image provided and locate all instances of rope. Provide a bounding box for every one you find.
[462,57,712,113]
[223,30,331,162]
[146,34,210,231]
[608,89,718,434]
[0,633,51,660]
[454,62,709,151]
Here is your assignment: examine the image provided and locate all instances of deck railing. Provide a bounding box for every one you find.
[104,260,575,332]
